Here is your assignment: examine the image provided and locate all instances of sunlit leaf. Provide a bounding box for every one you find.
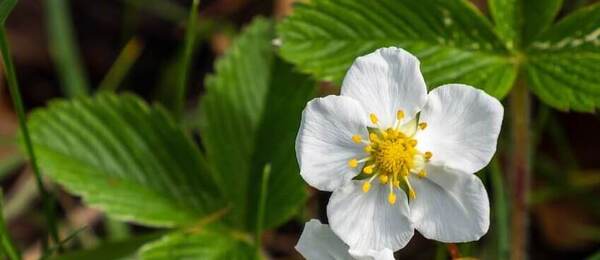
[199,18,315,231]
[525,3,600,112]
[277,0,516,97]
[29,94,224,227]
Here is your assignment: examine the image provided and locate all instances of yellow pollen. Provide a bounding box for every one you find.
[424,151,433,160]
[363,165,375,174]
[409,139,417,147]
[364,145,373,153]
[370,113,379,124]
[348,159,358,168]
[362,182,371,193]
[352,135,362,144]
[418,122,427,130]
[396,110,404,120]
[393,180,400,187]
[379,175,389,184]
[417,170,427,178]
[388,192,397,204]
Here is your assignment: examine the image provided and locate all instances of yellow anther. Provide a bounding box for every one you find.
[408,189,416,199]
[396,110,405,120]
[418,122,428,130]
[388,192,397,204]
[417,170,427,178]
[393,180,400,187]
[424,151,432,160]
[362,182,371,193]
[370,113,379,124]
[409,139,418,147]
[404,176,416,199]
[352,135,362,144]
[379,175,389,184]
[348,159,358,168]
[363,165,375,174]
[369,133,379,142]
[364,145,373,153]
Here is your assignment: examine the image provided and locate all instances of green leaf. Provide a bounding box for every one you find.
[525,3,600,112]
[489,0,563,48]
[29,93,224,227]
[53,233,163,260]
[0,0,16,24]
[277,0,516,98]
[199,18,315,231]
[138,229,255,260]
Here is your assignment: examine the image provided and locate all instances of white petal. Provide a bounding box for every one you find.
[349,248,395,260]
[416,84,504,173]
[296,95,370,191]
[341,47,427,128]
[410,165,490,242]
[327,181,414,252]
[295,219,352,260]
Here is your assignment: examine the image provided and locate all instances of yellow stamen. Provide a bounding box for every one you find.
[409,139,417,147]
[388,192,397,204]
[379,174,389,184]
[364,145,373,153]
[417,169,427,178]
[363,165,375,174]
[393,179,400,187]
[369,113,379,124]
[404,176,416,199]
[362,182,371,193]
[369,133,379,142]
[396,110,405,120]
[424,151,432,160]
[348,159,358,168]
[418,122,427,130]
[352,135,362,144]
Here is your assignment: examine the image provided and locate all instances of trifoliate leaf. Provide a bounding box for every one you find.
[199,18,315,231]
[525,3,600,112]
[29,94,224,227]
[277,0,516,98]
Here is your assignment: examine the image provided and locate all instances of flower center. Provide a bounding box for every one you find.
[372,129,416,175]
[348,111,432,205]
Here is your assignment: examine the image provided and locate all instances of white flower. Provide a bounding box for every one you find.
[296,219,395,260]
[295,47,503,252]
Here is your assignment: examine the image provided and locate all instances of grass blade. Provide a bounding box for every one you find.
[490,158,510,260]
[98,38,143,92]
[46,0,90,96]
[0,191,20,260]
[172,0,199,119]
[0,20,60,247]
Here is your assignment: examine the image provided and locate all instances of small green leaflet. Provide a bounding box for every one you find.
[138,229,255,260]
[28,94,224,227]
[199,18,316,231]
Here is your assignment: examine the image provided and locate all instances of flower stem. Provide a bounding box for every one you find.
[0,27,60,246]
[509,79,531,260]
[255,164,271,257]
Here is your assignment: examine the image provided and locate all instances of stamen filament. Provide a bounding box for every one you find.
[388,180,396,204]
[404,176,416,199]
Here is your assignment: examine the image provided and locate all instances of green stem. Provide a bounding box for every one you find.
[509,79,531,260]
[98,37,143,92]
[0,190,20,260]
[255,164,271,257]
[0,27,60,246]
[490,159,509,260]
[173,0,199,119]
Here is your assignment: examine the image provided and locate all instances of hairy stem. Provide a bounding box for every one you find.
[509,79,531,260]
